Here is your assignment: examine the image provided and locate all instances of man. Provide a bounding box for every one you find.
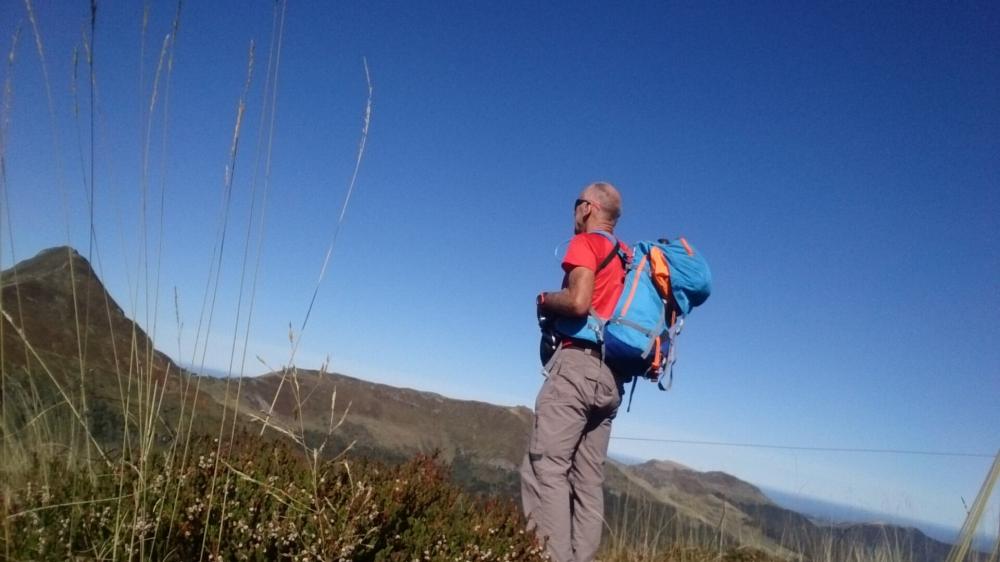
[521,181,628,562]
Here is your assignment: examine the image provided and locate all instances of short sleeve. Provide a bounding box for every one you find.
[562,234,599,273]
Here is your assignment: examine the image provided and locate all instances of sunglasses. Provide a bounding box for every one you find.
[574,198,602,211]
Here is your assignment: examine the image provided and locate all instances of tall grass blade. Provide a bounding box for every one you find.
[259,56,373,436]
[948,451,1000,562]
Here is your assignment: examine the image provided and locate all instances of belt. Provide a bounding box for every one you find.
[562,340,603,358]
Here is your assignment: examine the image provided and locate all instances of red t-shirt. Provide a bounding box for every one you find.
[561,232,629,318]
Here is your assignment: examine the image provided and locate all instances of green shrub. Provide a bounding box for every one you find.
[2,436,546,561]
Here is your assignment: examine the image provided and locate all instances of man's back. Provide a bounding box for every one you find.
[560,232,629,319]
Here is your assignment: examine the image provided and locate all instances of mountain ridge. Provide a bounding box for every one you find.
[0,245,963,561]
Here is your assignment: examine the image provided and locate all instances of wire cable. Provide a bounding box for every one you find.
[611,436,997,459]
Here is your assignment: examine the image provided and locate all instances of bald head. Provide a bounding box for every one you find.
[581,181,622,223]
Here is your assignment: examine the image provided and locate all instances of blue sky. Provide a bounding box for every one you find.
[2,1,997,534]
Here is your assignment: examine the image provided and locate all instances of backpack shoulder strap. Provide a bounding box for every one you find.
[597,243,620,272]
[590,230,623,272]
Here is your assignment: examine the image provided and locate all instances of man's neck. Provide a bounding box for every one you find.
[586,221,615,234]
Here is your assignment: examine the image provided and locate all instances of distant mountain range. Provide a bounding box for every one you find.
[2,246,981,561]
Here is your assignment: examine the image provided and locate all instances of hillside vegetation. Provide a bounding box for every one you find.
[1,247,979,561]
[4,436,543,561]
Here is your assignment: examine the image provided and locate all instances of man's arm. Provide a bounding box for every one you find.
[538,266,594,317]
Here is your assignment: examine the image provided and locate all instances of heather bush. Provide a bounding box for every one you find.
[2,437,546,561]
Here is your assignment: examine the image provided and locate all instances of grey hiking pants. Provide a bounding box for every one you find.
[520,347,624,562]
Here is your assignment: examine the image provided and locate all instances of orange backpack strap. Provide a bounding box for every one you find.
[649,246,672,300]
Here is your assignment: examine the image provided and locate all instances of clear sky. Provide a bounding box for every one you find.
[2,1,997,534]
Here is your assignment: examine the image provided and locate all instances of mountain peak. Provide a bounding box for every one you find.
[636,458,692,472]
[628,457,771,506]
[2,246,99,286]
[1,245,174,377]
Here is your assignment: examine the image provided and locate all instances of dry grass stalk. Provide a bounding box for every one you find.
[948,451,1000,562]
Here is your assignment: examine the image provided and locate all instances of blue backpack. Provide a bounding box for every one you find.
[603,237,712,391]
[548,232,711,394]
